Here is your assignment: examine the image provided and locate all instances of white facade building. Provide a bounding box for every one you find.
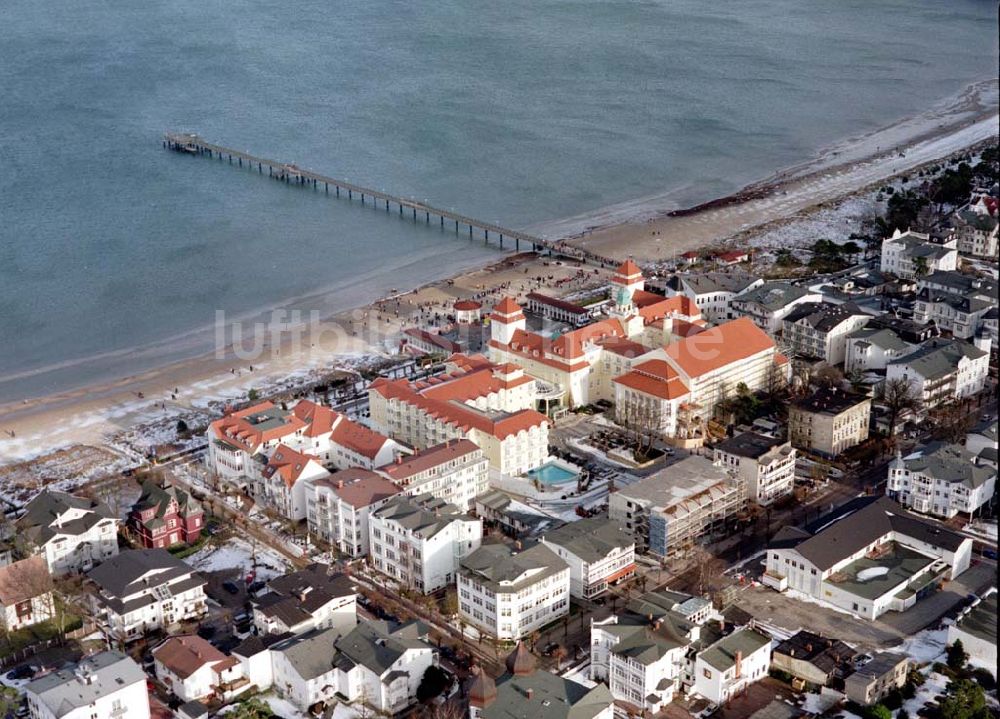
[885,338,989,409]
[781,301,871,365]
[0,557,55,632]
[15,490,120,575]
[730,283,822,335]
[377,440,489,511]
[887,443,996,519]
[540,517,635,598]
[255,444,331,521]
[844,327,914,374]
[692,629,772,704]
[308,469,401,558]
[25,652,150,719]
[153,635,249,703]
[880,229,959,279]
[713,432,797,506]
[87,549,207,642]
[369,494,482,594]
[661,272,765,324]
[458,542,570,640]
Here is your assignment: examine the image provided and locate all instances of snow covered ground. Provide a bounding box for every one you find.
[896,626,949,665]
[188,536,291,581]
[561,661,597,688]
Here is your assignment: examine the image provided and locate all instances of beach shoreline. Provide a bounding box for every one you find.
[1,78,997,465]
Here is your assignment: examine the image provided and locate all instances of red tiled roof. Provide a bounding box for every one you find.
[614,259,643,279]
[209,402,306,452]
[596,336,649,359]
[614,359,690,400]
[403,328,463,354]
[717,250,749,262]
[330,416,395,460]
[0,556,48,606]
[378,439,481,481]
[664,317,775,379]
[153,635,229,680]
[292,400,337,437]
[262,444,322,489]
[637,295,702,325]
[315,468,401,507]
[454,299,482,311]
[492,296,523,316]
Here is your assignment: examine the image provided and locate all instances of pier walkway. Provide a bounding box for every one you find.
[164,132,547,252]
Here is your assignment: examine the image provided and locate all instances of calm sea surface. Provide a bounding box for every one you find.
[0,0,996,403]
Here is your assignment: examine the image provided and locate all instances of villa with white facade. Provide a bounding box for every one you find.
[887,443,996,519]
[713,432,797,506]
[15,490,120,575]
[308,469,401,558]
[880,229,959,279]
[540,517,635,598]
[885,338,989,409]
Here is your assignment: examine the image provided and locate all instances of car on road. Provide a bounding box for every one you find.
[5,665,36,681]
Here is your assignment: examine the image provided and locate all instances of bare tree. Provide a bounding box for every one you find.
[878,377,921,438]
[616,398,660,460]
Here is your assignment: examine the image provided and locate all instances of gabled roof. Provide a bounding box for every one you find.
[733,283,812,311]
[899,443,995,489]
[541,517,633,563]
[614,359,690,400]
[372,494,471,538]
[699,628,772,672]
[209,401,306,452]
[332,620,431,676]
[16,490,117,547]
[461,542,567,593]
[890,338,988,380]
[378,439,482,481]
[153,635,229,680]
[261,444,324,489]
[314,468,401,508]
[87,549,200,599]
[133,481,202,525]
[0,556,50,606]
[26,652,145,713]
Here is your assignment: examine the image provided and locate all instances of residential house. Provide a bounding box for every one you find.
[771,630,857,687]
[25,651,150,719]
[781,302,871,365]
[887,443,996,519]
[153,635,250,703]
[950,205,999,258]
[308,469,401,557]
[788,387,870,458]
[965,420,998,469]
[369,494,482,593]
[880,229,958,279]
[844,652,909,706]
[127,481,205,549]
[269,621,436,714]
[947,593,997,670]
[15,490,120,575]
[540,517,635,598]
[473,489,561,538]
[713,432,797,506]
[377,439,489,510]
[730,283,822,335]
[470,643,614,719]
[764,496,972,620]
[912,271,997,345]
[609,456,746,557]
[458,542,570,640]
[692,628,772,704]
[885,338,989,409]
[87,549,207,642]
[252,564,357,636]
[844,327,914,374]
[0,556,54,631]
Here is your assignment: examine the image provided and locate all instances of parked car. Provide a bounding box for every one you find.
[222,580,241,595]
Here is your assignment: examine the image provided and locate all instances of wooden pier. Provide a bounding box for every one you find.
[163,132,547,252]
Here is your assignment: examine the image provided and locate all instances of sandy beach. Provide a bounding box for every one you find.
[0,78,997,467]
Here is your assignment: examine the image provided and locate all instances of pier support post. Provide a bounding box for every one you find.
[440,216,444,227]
[412,208,417,220]
[348,189,352,199]
[455,220,459,232]
[425,211,429,223]
[469,225,473,238]
[516,238,520,251]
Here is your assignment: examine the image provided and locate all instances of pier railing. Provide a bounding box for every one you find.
[163,132,547,253]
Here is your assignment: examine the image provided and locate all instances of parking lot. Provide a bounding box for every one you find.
[735,557,998,653]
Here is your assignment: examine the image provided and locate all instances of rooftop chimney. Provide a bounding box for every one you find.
[525,689,534,700]
[735,651,743,679]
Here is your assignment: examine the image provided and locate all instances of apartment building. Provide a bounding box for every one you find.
[153,634,250,703]
[308,469,401,557]
[609,456,747,557]
[206,399,406,483]
[844,327,914,374]
[458,542,570,640]
[950,205,999,258]
[369,354,549,477]
[764,496,972,620]
[781,301,871,365]
[254,444,330,521]
[25,652,150,719]
[730,283,822,334]
[912,271,997,344]
[539,517,635,598]
[885,338,989,409]
[713,432,797,506]
[87,549,207,642]
[788,386,870,458]
[127,480,205,549]
[887,443,996,519]
[377,439,489,510]
[661,272,764,324]
[369,494,482,593]
[15,490,120,575]
[880,229,959,279]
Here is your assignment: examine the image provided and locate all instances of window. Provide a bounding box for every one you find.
[703,669,712,679]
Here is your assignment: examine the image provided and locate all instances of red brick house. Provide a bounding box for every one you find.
[128,481,205,548]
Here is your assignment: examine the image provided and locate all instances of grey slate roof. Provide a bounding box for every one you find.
[677,272,762,296]
[332,620,430,676]
[483,668,614,719]
[25,651,145,717]
[784,301,868,332]
[900,443,995,489]
[954,593,997,646]
[272,626,340,681]
[16,490,116,547]
[770,496,967,571]
[699,628,772,672]
[540,516,632,563]
[461,542,568,593]
[372,493,469,538]
[716,432,787,460]
[846,327,912,353]
[87,548,200,599]
[734,283,812,311]
[773,630,856,675]
[891,338,988,381]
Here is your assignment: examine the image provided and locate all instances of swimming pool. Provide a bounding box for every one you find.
[526,462,579,485]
